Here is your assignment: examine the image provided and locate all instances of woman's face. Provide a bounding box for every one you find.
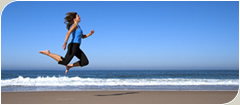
[74,14,81,22]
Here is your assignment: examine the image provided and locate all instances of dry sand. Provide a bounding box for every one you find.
[1,91,238,104]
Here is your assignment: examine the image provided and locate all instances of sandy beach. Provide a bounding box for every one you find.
[1,91,238,104]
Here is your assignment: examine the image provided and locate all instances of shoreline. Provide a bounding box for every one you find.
[2,91,238,104]
[1,90,238,92]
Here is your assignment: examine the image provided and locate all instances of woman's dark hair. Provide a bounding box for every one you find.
[64,12,78,30]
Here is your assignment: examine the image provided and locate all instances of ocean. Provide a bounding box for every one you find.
[1,70,239,92]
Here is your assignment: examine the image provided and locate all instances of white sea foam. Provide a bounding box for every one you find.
[1,76,239,87]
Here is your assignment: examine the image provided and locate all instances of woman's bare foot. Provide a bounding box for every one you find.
[65,64,72,75]
[39,50,50,55]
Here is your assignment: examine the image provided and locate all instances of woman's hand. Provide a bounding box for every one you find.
[90,30,95,35]
[62,42,67,50]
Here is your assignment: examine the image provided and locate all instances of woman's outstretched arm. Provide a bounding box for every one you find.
[82,30,94,39]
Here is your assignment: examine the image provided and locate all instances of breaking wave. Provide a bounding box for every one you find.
[1,76,239,87]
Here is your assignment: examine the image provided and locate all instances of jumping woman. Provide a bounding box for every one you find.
[39,12,94,74]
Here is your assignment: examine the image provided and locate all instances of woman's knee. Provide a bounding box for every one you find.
[58,57,71,66]
[79,60,89,67]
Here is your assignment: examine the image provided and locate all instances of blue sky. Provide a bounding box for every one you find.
[1,1,239,70]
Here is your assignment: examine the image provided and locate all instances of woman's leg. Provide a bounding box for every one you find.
[65,61,80,74]
[39,50,62,62]
[76,49,89,67]
[65,48,89,74]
